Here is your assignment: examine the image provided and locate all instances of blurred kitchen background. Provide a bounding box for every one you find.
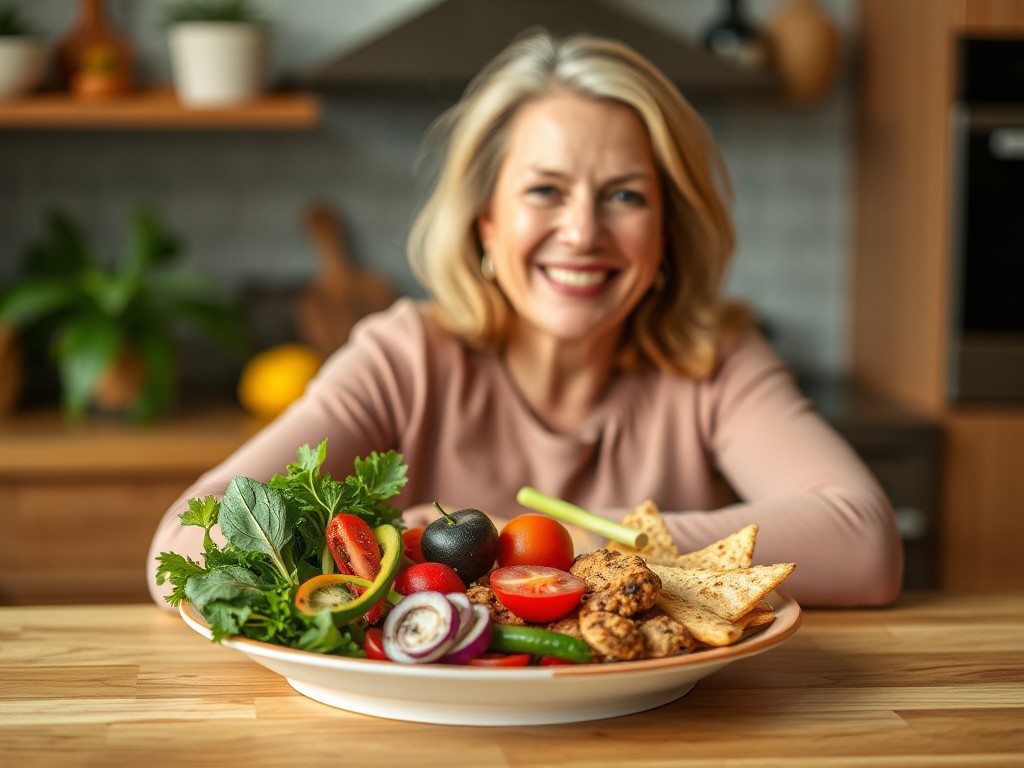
[0,0,1021,604]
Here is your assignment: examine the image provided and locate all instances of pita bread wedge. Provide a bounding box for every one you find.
[649,562,795,622]
[606,500,681,564]
[737,606,776,632]
[672,524,758,570]
[655,591,744,647]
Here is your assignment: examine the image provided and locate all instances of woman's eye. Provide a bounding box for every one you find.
[526,185,559,198]
[609,189,646,205]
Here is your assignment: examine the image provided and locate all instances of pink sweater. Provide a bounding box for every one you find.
[148,299,903,607]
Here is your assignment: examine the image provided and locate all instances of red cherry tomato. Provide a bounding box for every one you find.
[497,514,574,571]
[363,628,388,660]
[325,514,383,623]
[467,653,531,667]
[538,656,576,666]
[402,527,426,564]
[392,561,467,596]
[489,565,586,623]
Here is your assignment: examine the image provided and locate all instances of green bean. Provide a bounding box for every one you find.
[489,624,593,663]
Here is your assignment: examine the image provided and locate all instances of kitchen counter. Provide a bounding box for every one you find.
[2,590,1021,766]
[0,404,259,605]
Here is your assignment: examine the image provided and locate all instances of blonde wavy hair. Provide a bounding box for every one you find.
[407,29,749,378]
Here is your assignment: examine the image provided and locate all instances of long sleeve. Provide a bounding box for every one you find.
[655,332,904,607]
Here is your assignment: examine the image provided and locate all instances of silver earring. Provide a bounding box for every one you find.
[481,251,496,281]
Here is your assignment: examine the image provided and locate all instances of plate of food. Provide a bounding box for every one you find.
[180,589,800,726]
[164,445,802,726]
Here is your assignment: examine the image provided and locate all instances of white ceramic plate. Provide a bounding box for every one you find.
[180,591,800,726]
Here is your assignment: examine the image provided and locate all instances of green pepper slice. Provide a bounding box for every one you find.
[488,624,593,664]
[294,524,403,623]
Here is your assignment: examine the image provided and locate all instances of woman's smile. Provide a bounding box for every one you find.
[539,264,619,294]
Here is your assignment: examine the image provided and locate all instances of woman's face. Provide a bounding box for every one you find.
[477,93,665,347]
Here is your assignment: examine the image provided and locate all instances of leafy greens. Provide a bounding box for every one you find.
[155,441,407,653]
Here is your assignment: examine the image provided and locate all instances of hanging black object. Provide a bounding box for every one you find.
[702,0,767,69]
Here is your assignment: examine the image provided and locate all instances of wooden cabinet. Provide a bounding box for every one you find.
[853,0,1024,589]
[0,406,256,605]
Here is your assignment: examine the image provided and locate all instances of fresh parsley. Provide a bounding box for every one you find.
[155,441,408,653]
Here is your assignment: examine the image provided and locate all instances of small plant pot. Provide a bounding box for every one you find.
[168,22,266,107]
[0,38,47,101]
[91,346,148,415]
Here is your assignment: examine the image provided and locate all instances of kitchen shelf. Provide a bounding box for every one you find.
[0,88,321,130]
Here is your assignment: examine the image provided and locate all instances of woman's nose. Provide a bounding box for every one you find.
[558,197,600,252]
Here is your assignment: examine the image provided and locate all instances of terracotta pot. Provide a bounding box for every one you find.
[92,346,147,414]
[766,0,841,105]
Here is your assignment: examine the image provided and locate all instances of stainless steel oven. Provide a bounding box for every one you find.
[949,38,1024,402]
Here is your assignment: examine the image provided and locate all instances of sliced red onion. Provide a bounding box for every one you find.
[440,604,493,665]
[446,592,474,643]
[382,591,460,663]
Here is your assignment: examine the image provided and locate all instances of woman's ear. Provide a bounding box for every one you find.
[476,206,494,251]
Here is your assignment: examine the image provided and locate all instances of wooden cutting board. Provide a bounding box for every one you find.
[294,202,396,356]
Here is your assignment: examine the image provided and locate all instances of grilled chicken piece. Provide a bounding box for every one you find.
[636,609,697,657]
[570,549,662,616]
[466,583,524,626]
[545,608,585,641]
[579,610,645,661]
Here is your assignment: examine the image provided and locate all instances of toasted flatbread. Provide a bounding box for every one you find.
[606,499,681,564]
[672,524,758,570]
[606,504,757,572]
[737,605,776,631]
[649,562,795,622]
[654,591,744,647]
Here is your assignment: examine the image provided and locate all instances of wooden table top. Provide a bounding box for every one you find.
[2,590,1022,767]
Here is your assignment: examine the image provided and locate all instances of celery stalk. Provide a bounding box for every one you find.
[515,487,649,550]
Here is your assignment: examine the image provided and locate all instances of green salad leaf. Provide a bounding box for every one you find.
[219,476,295,582]
[155,441,407,653]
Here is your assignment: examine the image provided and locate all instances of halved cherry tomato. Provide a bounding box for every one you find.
[489,565,586,623]
[326,514,383,623]
[497,514,574,571]
[363,627,388,661]
[402,527,426,564]
[467,653,531,667]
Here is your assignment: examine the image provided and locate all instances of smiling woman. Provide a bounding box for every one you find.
[148,29,903,611]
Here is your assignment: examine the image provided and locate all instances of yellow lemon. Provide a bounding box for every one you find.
[237,344,324,420]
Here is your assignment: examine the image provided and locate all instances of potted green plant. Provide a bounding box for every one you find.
[0,4,48,101]
[164,0,268,108]
[0,208,248,422]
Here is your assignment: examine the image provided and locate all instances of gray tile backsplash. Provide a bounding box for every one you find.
[1,0,855,384]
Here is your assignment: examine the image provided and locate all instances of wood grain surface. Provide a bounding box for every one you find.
[1,590,1022,766]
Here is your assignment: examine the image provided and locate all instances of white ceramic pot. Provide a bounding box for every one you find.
[0,38,47,101]
[168,22,267,108]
